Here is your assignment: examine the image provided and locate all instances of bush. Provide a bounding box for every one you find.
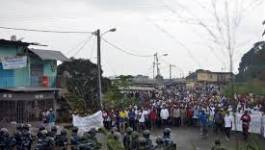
[223,80,265,97]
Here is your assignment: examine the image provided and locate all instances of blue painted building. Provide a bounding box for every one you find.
[0,39,68,122]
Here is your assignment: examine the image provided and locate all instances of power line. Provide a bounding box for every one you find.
[102,38,153,58]
[0,26,92,34]
[71,35,93,57]
[66,36,92,55]
[147,19,202,67]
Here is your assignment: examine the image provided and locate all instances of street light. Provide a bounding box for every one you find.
[101,28,117,36]
[93,28,116,109]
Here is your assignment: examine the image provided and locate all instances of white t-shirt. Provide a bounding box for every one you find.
[143,110,149,119]
[224,115,233,128]
[139,112,145,123]
[160,108,169,120]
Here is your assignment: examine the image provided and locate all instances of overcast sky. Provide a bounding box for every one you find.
[0,0,264,78]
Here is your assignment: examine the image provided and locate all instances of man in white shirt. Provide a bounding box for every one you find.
[160,105,169,127]
[224,111,233,140]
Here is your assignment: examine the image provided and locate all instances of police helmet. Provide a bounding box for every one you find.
[72,127,79,133]
[16,124,23,130]
[143,130,150,138]
[61,129,67,135]
[126,127,133,134]
[23,124,31,130]
[51,126,57,132]
[89,128,97,136]
[0,128,8,133]
[156,136,163,145]
[163,128,171,137]
[39,125,45,131]
[132,131,139,138]
[41,130,48,136]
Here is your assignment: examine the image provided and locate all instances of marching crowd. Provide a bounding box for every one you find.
[102,85,265,141]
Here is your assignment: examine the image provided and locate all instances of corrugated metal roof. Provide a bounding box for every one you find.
[0,39,31,46]
[29,48,69,61]
[0,39,45,46]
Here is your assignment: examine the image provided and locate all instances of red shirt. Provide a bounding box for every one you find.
[149,110,157,121]
[187,108,193,118]
[241,114,251,128]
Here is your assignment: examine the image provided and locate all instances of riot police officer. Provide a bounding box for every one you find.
[35,130,55,150]
[143,130,153,149]
[162,128,176,150]
[0,128,11,150]
[37,125,46,138]
[154,136,163,150]
[13,124,23,150]
[131,131,139,150]
[123,127,133,150]
[70,127,80,150]
[48,126,57,139]
[21,124,33,150]
[79,128,101,150]
[55,129,68,150]
[137,137,147,150]
[111,127,122,144]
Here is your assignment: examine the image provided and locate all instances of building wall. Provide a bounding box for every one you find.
[0,45,57,88]
[30,58,57,88]
[0,45,30,88]
[216,73,232,83]
[197,72,218,82]
[14,66,30,87]
[43,60,57,87]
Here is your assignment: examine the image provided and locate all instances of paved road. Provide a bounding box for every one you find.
[2,122,265,150]
[149,127,265,150]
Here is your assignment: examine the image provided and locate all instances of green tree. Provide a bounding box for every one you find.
[236,41,265,82]
[113,75,134,89]
[103,75,138,109]
[57,58,111,114]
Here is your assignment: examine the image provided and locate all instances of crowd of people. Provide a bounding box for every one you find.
[1,84,265,149]
[102,84,265,141]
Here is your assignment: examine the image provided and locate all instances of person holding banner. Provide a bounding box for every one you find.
[241,111,251,140]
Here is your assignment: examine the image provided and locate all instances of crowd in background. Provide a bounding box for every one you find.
[102,84,265,140]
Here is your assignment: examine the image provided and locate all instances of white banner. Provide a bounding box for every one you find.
[72,111,103,135]
[232,112,263,134]
[1,56,27,69]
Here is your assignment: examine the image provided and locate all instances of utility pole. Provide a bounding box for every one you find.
[96,29,103,109]
[169,64,172,80]
[155,53,160,77]
[93,28,116,110]
[153,52,160,78]
[153,53,156,79]
[169,64,176,80]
